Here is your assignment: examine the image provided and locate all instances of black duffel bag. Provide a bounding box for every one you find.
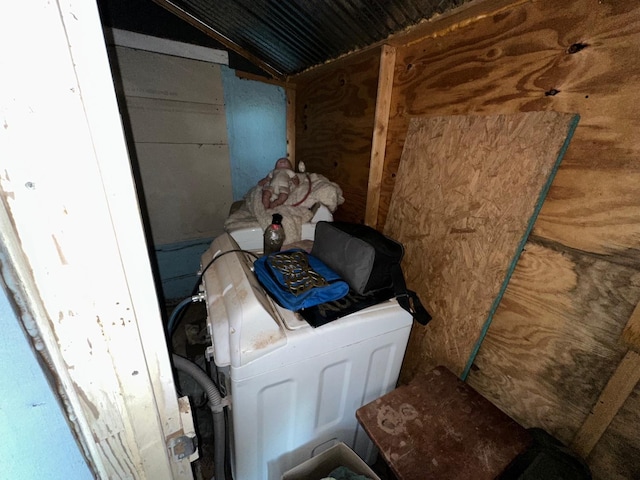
[311,221,431,325]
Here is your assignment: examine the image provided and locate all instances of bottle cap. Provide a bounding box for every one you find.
[272,213,283,224]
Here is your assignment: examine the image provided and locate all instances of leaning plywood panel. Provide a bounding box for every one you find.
[384,112,578,377]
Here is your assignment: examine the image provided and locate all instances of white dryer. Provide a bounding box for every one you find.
[200,232,412,480]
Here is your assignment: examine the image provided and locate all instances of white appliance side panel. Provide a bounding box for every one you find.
[231,302,412,381]
[202,233,286,368]
[352,342,404,462]
[229,326,411,480]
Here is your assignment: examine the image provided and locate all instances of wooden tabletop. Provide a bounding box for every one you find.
[356,366,532,480]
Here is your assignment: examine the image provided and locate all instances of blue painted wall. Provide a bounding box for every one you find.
[156,237,214,303]
[220,66,288,201]
[158,67,287,303]
[0,287,93,479]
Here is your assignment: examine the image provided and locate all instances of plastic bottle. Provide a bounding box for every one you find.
[263,213,285,255]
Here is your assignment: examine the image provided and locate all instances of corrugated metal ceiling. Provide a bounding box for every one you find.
[151,0,468,78]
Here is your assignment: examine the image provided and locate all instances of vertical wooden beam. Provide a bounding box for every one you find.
[365,45,396,228]
[571,302,640,458]
[286,86,296,167]
[571,351,640,458]
[622,299,640,350]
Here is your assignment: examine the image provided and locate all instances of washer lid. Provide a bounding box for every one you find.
[201,233,287,368]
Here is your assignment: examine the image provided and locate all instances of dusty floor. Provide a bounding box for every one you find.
[166,299,397,480]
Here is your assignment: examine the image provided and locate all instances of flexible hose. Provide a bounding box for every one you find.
[172,354,226,480]
[168,295,198,336]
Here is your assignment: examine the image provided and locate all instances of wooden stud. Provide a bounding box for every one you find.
[622,301,640,352]
[571,350,640,458]
[365,45,396,228]
[571,298,640,458]
[287,87,296,166]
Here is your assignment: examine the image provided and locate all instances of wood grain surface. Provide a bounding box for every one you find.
[622,299,640,352]
[294,48,381,223]
[465,240,640,439]
[291,0,640,477]
[385,112,577,377]
[356,366,531,480]
[381,2,640,477]
[571,351,640,458]
[381,0,640,259]
[588,383,640,480]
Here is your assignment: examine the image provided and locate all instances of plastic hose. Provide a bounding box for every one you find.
[172,354,226,480]
[168,295,199,336]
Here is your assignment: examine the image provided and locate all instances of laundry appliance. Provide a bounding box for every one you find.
[200,231,413,480]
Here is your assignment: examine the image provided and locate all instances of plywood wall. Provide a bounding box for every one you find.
[384,0,640,465]
[292,0,640,477]
[293,48,381,223]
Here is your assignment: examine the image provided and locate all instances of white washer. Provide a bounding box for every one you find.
[201,232,412,480]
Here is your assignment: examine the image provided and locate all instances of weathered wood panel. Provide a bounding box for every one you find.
[572,351,640,458]
[465,242,639,442]
[588,383,640,480]
[385,112,577,377]
[293,48,381,223]
[1,1,193,476]
[113,48,233,247]
[623,302,640,352]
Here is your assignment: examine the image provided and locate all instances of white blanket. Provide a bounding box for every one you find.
[225,173,345,243]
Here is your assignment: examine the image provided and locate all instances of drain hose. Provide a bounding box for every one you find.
[172,354,226,480]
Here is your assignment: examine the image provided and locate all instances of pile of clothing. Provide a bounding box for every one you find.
[224,172,344,243]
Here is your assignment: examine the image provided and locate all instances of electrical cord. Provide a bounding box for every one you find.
[194,248,259,295]
[168,248,260,337]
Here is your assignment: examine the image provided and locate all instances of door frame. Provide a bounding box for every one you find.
[0,1,193,478]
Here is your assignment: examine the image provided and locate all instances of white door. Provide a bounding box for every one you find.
[110,43,234,246]
[0,1,193,478]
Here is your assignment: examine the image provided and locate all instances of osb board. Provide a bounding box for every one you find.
[588,384,640,480]
[380,0,640,258]
[464,241,640,445]
[384,111,578,377]
[293,47,381,223]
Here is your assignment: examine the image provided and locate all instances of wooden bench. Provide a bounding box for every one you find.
[356,366,532,480]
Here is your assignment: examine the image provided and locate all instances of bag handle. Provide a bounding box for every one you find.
[391,263,432,325]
